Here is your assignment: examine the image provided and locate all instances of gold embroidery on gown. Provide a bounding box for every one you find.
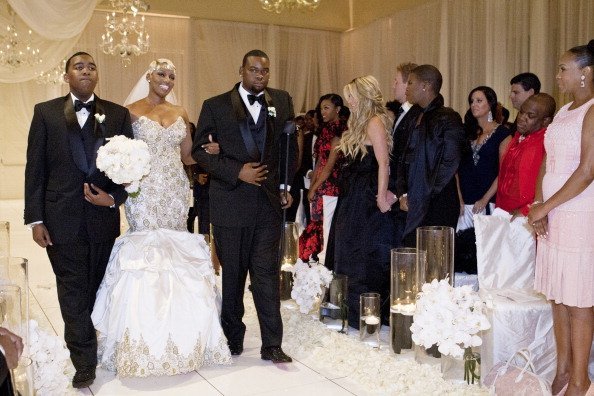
[92,116,231,377]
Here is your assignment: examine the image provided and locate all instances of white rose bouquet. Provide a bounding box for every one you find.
[96,135,150,195]
[410,278,490,383]
[290,259,333,314]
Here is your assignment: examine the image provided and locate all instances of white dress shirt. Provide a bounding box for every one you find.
[238,84,264,123]
[71,93,95,128]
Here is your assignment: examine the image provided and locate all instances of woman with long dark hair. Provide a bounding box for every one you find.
[298,94,348,263]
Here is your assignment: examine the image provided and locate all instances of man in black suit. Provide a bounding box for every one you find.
[387,62,421,246]
[193,49,296,363]
[24,52,133,388]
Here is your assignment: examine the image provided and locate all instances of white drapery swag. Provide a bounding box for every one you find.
[0,0,100,83]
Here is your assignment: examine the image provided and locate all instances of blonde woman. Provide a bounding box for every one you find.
[333,75,396,328]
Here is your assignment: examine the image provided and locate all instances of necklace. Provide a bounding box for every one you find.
[471,124,499,165]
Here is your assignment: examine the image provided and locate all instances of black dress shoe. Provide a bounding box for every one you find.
[228,341,243,356]
[261,346,292,363]
[72,368,96,388]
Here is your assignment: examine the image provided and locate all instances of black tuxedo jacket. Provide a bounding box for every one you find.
[193,83,297,227]
[24,94,134,244]
[389,103,422,193]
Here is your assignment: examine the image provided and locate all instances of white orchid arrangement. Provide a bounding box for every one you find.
[289,259,333,314]
[28,320,76,395]
[267,106,277,118]
[96,135,151,195]
[411,278,490,359]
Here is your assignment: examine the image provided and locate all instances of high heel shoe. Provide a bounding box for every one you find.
[553,383,568,396]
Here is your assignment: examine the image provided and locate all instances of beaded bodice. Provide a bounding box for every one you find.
[125,116,189,232]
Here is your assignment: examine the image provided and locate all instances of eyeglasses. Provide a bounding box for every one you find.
[246,67,270,76]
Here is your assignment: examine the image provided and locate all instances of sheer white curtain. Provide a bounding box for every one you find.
[0,0,100,83]
[189,19,341,114]
[339,0,594,116]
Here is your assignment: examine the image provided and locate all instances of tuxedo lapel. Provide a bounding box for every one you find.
[63,96,89,174]
[261,90,275,163]
[230,87,260,161]
[94,99,106,138]
[88,98,107,175]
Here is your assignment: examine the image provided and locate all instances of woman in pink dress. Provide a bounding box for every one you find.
[528,40,594,396]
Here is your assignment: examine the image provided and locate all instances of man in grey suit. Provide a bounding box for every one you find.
[24,52,133,388]
[193,49,296,363]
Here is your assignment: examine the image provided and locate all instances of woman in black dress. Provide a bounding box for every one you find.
[333,76,395,328]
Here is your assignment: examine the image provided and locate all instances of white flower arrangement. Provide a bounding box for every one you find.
[410,278,490,359]
[289,259,333,314]
[94,113,106,123]
[28,320,76,395]
[96,135,151,194]
[267,106,277,117]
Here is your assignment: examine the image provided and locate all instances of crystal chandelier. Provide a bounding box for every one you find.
[100,0,150,67]
[0,6,42,69]
[36,58,67,85]
[259,0,321,13]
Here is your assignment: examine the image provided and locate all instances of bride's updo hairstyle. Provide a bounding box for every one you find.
[146,58,176,77]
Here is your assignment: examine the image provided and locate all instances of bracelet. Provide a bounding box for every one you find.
[400,193,407,200]
[531,200,543,205]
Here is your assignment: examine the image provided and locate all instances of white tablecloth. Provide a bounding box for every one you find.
[480,288,556,383]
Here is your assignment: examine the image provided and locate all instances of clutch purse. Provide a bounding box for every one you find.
[483,349,551,396]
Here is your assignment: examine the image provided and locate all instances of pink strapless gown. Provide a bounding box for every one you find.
[534,98,594,308]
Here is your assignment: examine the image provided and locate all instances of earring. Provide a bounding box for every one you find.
[581,75,586,88]
[487,111,493,123]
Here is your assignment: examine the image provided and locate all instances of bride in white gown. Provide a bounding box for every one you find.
[91,59,231,377]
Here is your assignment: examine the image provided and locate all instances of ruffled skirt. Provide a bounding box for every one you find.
[92,228,232,377]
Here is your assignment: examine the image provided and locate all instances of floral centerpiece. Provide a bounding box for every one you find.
[29,320,76,395]
[96,135,151,196]
[410,278,490,384]
[289,259,333,314]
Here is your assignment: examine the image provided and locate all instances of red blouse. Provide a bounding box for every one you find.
[496,128,546,216]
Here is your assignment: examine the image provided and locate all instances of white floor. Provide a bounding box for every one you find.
[1,200,362,395]
[1,199,466,395]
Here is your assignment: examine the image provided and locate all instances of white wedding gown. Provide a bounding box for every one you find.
[92,116,231,377]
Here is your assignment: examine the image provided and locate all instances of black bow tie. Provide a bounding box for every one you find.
[247,94,265,106]
[74,99,94,112]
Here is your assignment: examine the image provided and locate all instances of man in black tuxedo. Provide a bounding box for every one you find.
[24,52,133,388]
[193,49,296,363]
[387,62,421,246]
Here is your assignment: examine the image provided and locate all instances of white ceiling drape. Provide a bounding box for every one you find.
[0,0,100,83]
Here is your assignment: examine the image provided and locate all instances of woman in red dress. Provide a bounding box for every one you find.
[299,94,348,263]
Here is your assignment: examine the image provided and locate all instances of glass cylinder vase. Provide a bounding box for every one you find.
[441,348,481,385]
[0,221,9,259]
[390,248,425,354]
[281,222,299,266]
[319,274,348,333]
[416,226,454,284]
[0,284,22,335]
[279,269,293,300]
[359,292,381,348]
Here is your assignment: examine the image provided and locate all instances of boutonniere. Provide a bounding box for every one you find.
[268,107,276,118]
[94,113,106,124]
